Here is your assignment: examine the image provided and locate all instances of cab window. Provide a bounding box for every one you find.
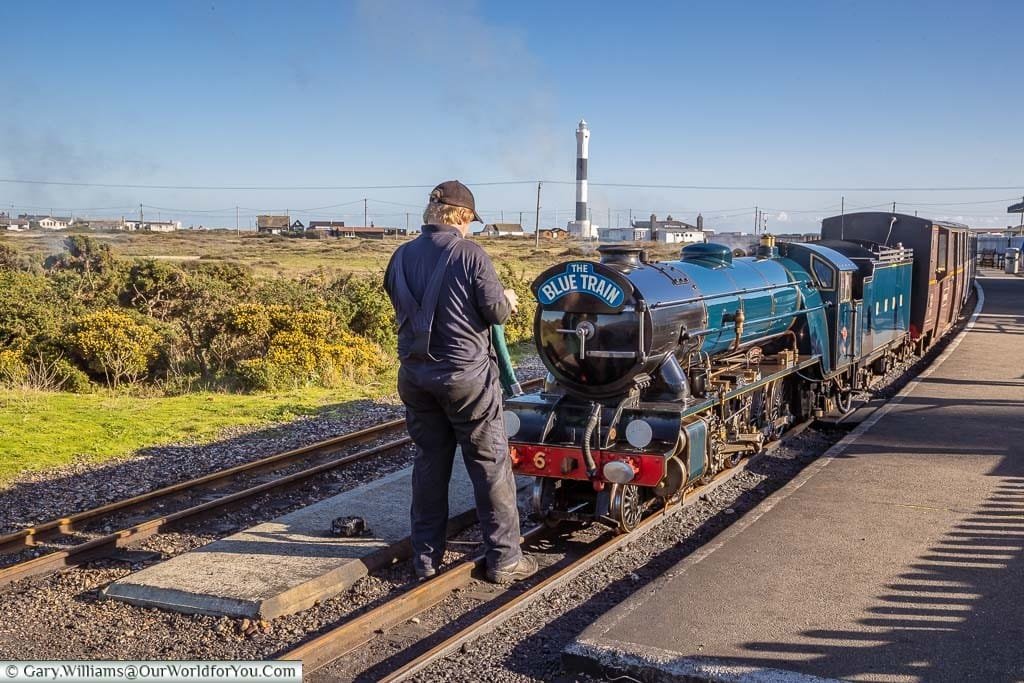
[812,257,835,290]
[838,272,852,302]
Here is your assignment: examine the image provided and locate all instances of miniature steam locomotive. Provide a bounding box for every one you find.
[504,212,975,532]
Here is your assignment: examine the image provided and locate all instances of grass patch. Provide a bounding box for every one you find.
[0,369,397,485]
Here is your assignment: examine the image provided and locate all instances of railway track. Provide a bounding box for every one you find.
[279,419,813,681]
[0,377,543,588]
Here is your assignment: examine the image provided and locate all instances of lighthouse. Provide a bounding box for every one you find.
[567,119,598,239]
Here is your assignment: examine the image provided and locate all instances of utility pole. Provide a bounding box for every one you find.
[892,201,896,214]
[534,181,542,248]
[405,212,410,234]
[139,203,143,229]
[753,205,758,235]
[364,198,368,227]
[500,210,504,222]
[607,207,611,232]
[519,211,523,225]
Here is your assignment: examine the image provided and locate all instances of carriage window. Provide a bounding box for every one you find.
[812,258,835,290]
[936,232,949,273]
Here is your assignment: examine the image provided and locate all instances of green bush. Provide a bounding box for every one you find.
[70,309,161,387]
[329,275,397,351]
[497,264,536,345]
[0,349,29,387]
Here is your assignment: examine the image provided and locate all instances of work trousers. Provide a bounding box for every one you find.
[397,358,522,573]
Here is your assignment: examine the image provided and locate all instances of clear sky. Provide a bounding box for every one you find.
[2,0,1022,232]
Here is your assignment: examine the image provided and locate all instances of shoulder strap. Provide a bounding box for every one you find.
[395,235,460,360]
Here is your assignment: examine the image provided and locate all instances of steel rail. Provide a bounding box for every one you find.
[0,418,407,555]
[0,437,413,587]
[0,376,545,587]
[280,419,813,679]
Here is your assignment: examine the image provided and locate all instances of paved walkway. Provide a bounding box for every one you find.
[567,272,1024,682]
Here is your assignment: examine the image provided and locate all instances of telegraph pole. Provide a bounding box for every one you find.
[139,203,143,230]
[753,205,758,234]
[405,212,410,234]
[363,198,368,227]
[892,201,897,214]
[534,181,542,247]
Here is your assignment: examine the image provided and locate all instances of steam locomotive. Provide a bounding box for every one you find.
[503,212,975,532]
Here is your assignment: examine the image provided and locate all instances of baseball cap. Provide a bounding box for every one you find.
[429,180,483,223]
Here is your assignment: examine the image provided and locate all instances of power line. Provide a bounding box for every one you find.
[0,176,1021,192]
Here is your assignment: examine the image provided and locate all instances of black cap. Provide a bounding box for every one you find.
[429,180,483,223]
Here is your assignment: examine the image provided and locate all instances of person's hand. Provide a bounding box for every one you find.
[504,288,519,314]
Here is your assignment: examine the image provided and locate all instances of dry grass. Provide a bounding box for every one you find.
[0,229,690,280]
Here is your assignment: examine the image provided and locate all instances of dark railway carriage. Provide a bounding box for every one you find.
[821,212,972,349]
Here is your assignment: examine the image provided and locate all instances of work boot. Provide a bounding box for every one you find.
[485,554,538,585]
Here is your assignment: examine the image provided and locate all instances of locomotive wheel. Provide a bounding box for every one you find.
[835,389,853,413]
[725,449,743,468]
[531,478,561,527]
[610,484,643,534]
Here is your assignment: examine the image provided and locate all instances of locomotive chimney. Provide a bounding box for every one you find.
[598,244,645,267]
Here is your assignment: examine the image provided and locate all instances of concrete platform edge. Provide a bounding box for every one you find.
[563,282,985,680]
[564,638,839,683]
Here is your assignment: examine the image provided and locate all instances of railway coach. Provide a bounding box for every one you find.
[821,212,974,351]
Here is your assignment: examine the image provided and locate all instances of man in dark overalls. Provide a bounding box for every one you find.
[385,180,537,584]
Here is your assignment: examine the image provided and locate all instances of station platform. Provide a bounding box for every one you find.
[105,463,517,620]
[566,273,1024,682]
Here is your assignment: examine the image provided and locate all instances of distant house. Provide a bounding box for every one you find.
[290,220,305,231]
[72,217,126,231]
[335,226,386,240]
[479,223,526,238]
[21,214,70,230]
[257,215,290,234]
[628,213,707,244]
[123,219,180,232]
[308,220,345,230]
[538,227,570,240]
[0,213,29,231]
[600,226,651,242]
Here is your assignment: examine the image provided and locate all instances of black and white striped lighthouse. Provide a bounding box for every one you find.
[568,119,597,239]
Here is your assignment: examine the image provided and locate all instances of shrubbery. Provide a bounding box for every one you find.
[0,236,536,395]
[71,309,161,388]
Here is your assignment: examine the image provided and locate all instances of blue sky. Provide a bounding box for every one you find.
[1,0,1021,232]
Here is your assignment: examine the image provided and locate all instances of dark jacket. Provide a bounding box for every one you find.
[385,224,511,369]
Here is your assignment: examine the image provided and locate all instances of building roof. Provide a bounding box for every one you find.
[337,226,385,233]
[308,220,346,228]
[257,215,290,229]
[1009,200,1024,214]
[484,223,524,232]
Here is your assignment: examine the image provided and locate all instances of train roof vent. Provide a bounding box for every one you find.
[598,244,646,267]
[681,242,733,266]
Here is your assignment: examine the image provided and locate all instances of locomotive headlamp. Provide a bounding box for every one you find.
[503,410,521,438]
[624,419,653,449]
[603,460,635,484]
